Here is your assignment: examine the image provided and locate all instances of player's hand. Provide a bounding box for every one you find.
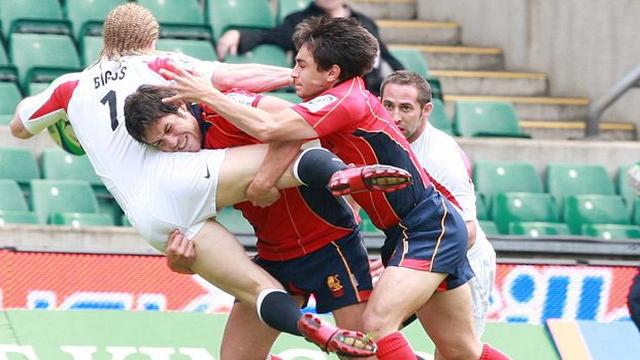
[246,180,281,207]
[165,230,196,275]
[216,30,241,59]
[160,60,220,104]
[369,258,385,280]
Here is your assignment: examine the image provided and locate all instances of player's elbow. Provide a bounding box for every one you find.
[9,116,31,139]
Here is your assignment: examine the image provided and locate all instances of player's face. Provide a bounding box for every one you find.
[381,83,431,143]
[292,45,335,100]
[144,104,202,153]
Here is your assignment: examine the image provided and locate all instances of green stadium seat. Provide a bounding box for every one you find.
[582,223,640,240]
[564,194,630,235]
[473,161,543,203]
[80,36,103,66]
[546,163,616,212]
[0,42,10,65]
[389,48,429,78]
[10,33,81,88]
[0,81,23,125]
[453,101,530,138]
[225,44,289,67]
[156,38,217,62]
[0,179,28,211]
[618,164,638,209]
[359,210,384,236]
[508,222,571,237]
[635,198,640,225]
[216,207,254,234]
[427,77,443,101]
[30,179,99,224]
[478,220,499,236]
[121,213,132,227]
[139,0,211,40]
[492,192,559,234]
[50,212,114,227]
[27,82,51,96]
[430,98,452,134]
[0,210,38,225]
[64,0,126,38]
[265,91,301,104]
[207,0,275,40]
[277,0,311,24]
[0,0,69,36]
[476,192,489,221]
[0,147,40,193]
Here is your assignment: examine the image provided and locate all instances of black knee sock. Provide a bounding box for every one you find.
[293,147,347,187]
[257,289,302,336]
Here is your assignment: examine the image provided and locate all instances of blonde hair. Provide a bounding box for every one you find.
[100,3,159,60]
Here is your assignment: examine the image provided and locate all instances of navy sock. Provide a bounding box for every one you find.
[257,289,302,336]
[293,147,347,187]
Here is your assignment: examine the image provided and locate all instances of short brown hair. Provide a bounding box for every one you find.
[124,85,181,144]
[292,16,379,82]
[101,3,159,60]
[380,71,432,107]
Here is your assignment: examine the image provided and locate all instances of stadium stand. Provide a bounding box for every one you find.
[0,147,40,194]
[216,207,254,234]
[30,179,99,224]
[0,81,22,125]
[478,220,499,236]
[206,0,275,40]
[0,179,28,212]
[224,44,289,68]
[50,212,114,227]
[64,0,126,39]
[0,210,38,225]
[491,192,560,234]
[546,163,616,212]
[156,38,218,62]
[473,161,543,204]
[430,98,453,134]
[475,193,489,221]
[140,0,211,40]
[563,194,630,235]
[453,101,530,138]
[508,222,571,237]
[0,0,69,37]
[277,0,312,24]
[80,35,103,66]
[582,223,640,240]
[390,47,430,77]
[618,164,636,210]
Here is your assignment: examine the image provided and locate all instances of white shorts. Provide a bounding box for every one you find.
[127,148,227,252]
[467,228,496,337]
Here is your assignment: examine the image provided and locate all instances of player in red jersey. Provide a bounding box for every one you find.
[124,85,377,359]
[159,17,510,360]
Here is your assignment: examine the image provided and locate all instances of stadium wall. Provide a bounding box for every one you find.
[417,0,640,127]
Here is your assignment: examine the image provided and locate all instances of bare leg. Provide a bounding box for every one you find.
[190,219,282,305]
[417,284,482,360]
[332,302,377,360]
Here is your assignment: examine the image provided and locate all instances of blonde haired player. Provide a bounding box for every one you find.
[8,4,415,356]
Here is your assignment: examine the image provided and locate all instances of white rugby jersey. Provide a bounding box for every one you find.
[410,122,491,257]
[18,53,225,250]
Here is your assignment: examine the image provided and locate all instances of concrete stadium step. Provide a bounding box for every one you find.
[351,0,417,20]
[377,20,461,45]
[519,120,637,141]
[389,44,504,71]
[443,94,589,122]
[430,70,547,96]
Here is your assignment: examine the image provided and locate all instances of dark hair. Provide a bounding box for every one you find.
[292,16,379,82]
[380,71,432,108]
[124,85,181,144]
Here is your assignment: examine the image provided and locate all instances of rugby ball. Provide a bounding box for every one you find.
[47,118,85,155]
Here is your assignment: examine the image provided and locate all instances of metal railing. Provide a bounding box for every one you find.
[586,65,640,137]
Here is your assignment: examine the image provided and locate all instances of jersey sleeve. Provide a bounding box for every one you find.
[291,93,357,137]
[436,147,477,222]
[149,52,221,82]
[18,72,80,135]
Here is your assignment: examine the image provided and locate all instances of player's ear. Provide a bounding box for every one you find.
[327,64,341,83]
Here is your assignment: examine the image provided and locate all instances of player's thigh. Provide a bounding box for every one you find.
[362,266,446,337]
[221,301,280,360]
[332,302,367,331]
[190,220,283,304]
[417,284,481,360]
[217,144,299,208]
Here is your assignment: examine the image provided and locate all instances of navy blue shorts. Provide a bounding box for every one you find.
[381,186,474,290]
[254,231,373,314]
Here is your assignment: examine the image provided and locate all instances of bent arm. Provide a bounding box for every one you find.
[10,106,32,139]
[212,63,292,93]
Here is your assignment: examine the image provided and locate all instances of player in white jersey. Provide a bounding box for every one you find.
[379,71,497,343]
[7,4,401,357]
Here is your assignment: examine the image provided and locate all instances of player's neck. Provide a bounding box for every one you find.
[408,120,428,144]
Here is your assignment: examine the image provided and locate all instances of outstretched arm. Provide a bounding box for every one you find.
[162,65,317,142]
[10,105,32,139]
[212,62,293,93]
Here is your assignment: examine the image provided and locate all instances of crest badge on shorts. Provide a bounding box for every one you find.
[327,275,344,298]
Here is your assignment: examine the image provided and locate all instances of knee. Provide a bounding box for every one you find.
[435,339,481,360]
[361,305,398,337]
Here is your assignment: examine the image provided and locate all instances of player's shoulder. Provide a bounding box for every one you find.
[296,78,363,114]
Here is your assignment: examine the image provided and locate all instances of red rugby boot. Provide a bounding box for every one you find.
[297,313,377,358]
[329,164,412,196]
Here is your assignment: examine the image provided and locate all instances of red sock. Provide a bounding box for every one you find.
[376,332,416,360]
[480,343,511,360]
